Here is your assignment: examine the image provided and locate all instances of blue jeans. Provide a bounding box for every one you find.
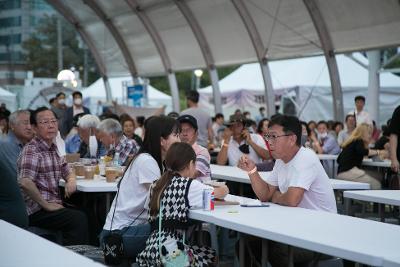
[100,223,151,260]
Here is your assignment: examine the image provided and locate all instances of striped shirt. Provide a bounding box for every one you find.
[192,143,211,182]
[17,137,70,215]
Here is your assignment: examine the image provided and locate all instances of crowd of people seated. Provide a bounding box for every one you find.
[0,91,399,266]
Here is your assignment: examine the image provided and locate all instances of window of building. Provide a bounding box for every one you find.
[0,52,24,62]
[0,16,22,28]
[0,34,22,45]
[254,95,265,104]
[0,0,21,10]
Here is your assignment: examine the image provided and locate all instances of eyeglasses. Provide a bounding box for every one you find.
[264,133,293,142]
[38,119,58,126]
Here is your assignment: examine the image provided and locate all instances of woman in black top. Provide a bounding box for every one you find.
[337,123,388,189]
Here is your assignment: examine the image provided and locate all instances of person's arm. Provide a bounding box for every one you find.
[213,185,229,199]
[245,131,269,160]
[310,132,324,154]
[64,172,77,198]
[216,128,232,165]
[271,187,305,207]
[19,178,64,211]
[237,155,277,201]
[390,134,399,172]
[208,124,214,148]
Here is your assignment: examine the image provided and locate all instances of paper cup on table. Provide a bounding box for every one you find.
[84,165,95,180]
[74,163,85,177]
[105,167,119,182]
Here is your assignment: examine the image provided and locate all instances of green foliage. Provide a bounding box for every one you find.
[22,14,100,84]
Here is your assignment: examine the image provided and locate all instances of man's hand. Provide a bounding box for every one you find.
[241,129,251,143]
[237,155,256,172]
[222,128,233,144]
[64,179,77,198]
[391,159,399,173]
[43,202,64,212]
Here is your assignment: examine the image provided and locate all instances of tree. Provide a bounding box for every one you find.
[22,14,100,84]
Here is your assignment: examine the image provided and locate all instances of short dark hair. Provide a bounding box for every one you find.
[215,113,224,120]
[186,90,199,103]
[354,95,365,102]
[259,106,265,112]
[49,97,56,105]
[317,120,328,127]
[56,92,65,98]
[269,115,301,146]
[136,116,145,127]
[72,91,82,98]
[30,106,57,125]
[345,114,355,122]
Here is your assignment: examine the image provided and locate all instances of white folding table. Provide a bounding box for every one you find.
[343,190,400,221]
[0,219,105,267]
[189,195,400,267]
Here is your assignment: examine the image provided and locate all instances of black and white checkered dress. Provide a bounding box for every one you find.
[137,176,216,266]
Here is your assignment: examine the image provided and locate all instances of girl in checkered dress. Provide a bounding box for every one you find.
[137,142,229,266]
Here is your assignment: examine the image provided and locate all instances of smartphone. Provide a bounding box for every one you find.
[240,204,270,207]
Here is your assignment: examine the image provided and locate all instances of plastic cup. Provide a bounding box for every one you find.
[74,163,85,177]
[105,167,119,182]
[84,165,95,180]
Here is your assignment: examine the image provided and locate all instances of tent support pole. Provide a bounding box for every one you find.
[260,60,276,117]
[103,76,112,102]
[303,0,344,121]
[167,72,180,113]
[209,67,222,114]
[367,50,380,123]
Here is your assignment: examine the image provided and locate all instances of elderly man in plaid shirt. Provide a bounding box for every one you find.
[18,107,88,245]
[97,118,140,166]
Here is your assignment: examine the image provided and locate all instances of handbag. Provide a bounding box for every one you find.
[103,173,145,265]
[158,203,190,267]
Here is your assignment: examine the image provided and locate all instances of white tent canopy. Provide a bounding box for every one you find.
[0,86,17,112]
[199,54,400,125]
[82,77,172,115]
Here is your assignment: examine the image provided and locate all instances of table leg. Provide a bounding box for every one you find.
[261,239,268,267]
[288,245,294,267]
[379,203,384,222]
[239,234,245,267]
[344,198,351,216]
[106,193,111,212]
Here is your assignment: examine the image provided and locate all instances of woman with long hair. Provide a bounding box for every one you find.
[337,123,388,189]
[100,116,181,261]
[137,142,229,266]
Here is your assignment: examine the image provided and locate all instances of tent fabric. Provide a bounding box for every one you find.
[198,54,400,125]
[82,77,172,114]
[49,0,400,77]
[0,86,17,112]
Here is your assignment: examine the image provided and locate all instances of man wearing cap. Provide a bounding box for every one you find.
[178,114,211,182]
[217,114,269,166]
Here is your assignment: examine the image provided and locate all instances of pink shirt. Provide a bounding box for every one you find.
[192,143,211,182]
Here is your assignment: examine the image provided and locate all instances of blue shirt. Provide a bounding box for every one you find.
[65,133,81,154]
[0,132,29,228]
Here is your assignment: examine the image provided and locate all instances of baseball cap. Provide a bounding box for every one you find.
[177,114,198,130]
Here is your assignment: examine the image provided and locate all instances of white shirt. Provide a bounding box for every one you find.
[187,179,213,208]
[103,153,160,230]
[266,147,337,213]
[348,109,372,126]
[227,133,267,166]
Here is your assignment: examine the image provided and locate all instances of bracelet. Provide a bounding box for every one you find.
[248,166,257,175]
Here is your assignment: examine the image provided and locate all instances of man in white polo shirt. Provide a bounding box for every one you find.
[238,114,336,266]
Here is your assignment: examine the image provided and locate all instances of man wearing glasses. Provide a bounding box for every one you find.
[217,114,268,166]
[238,115,336,266]
[18,107,88,245]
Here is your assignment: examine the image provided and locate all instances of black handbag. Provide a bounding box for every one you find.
[102,171,144,265]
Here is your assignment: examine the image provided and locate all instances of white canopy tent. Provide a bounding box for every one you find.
[47,0,400,117]
[82,77,172,115]
[0,86,17,112]
[199,54,400,125]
